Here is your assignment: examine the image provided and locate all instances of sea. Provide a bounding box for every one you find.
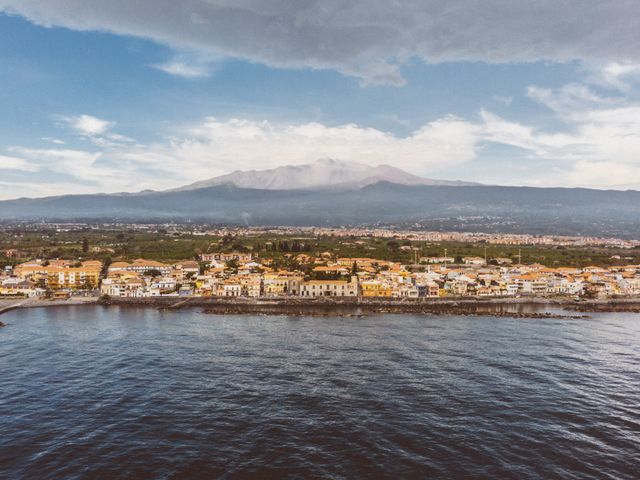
[1,306,639,479]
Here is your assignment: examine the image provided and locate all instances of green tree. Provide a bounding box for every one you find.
[225,259,239,274]
[82,237,89,254]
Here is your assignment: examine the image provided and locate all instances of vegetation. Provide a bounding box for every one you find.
[1,225,639,269]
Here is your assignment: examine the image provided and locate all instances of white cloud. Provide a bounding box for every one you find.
[59,114,134,147]
[152,52,220,78]
[590,62,640,91]
[5,70,640,199]
[117,116,480,182]
[2,1,640,85]
[154,60,210,78]
[7,147,103,181]
[0,154,39,172]
[478,82,640,187]
[41,137,66,145]
[64,114,114,136]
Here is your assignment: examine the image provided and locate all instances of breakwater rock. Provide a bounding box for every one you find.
[98,296,594,319]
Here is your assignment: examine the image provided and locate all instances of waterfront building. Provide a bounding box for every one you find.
[15,260,102,290]
[299,277,358,297]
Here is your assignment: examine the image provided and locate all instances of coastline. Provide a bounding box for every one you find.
[3,295,640,319]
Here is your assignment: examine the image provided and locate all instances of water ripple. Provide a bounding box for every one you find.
[1,306,639,479]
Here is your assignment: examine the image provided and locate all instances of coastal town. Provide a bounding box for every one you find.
[2,248,640,301]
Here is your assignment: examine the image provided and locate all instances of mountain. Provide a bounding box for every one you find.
[171,159,478,191]
[1,181,640,238]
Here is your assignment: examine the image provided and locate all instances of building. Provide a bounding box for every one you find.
[299,277,358,297]
[200,252,253,263]
[360,280,393,297]
[420,256,455,264]
[263,272,303,296]
[15,260,102,290]
[172,261,200,280]
[463,257,486,266]
[108,259,171,276]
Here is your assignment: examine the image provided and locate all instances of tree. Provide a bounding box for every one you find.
[102,256,112,277]
[82,237,89,254]
[144,269,162,278]
[351,261,358,275]
[225,259,239,274]
[279,241,290,252]
[221,234,234,245]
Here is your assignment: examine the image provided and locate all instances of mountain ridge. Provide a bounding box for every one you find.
[170,159,479,191]
[1,181,640,238]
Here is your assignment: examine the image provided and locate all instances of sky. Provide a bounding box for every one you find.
[1,0,640,199]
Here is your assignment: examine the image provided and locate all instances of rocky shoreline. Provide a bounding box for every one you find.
[3,296,640,319]
[95,296,640,319]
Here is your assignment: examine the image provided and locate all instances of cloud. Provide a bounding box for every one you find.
[526,84,619,118]
[7,147,103,181]
[478,81,640,187]
[4,67,640,199]
[41,137,66,145]
[589,62,640,91]
[1,1,639,84]
[153,59,210,78]
[118,116,480,182]
[0,115,482,199]
[64,114,114,136]
[152,52,220,78]
[0,154,39,172]
[59,114,134,147]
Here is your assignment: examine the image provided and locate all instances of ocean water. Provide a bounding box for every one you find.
[1,306,639,479]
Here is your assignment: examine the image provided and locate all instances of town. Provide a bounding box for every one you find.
[2,247,640,300]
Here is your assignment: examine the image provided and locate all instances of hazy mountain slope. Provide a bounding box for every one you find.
[1,182,640,238]
[172,159,478,191]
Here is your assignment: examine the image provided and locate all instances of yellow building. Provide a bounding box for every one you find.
[15,260,102,290]
[360,280,392,297]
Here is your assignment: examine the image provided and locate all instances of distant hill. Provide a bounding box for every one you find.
[1,181,640,238]
[170,159,478,191]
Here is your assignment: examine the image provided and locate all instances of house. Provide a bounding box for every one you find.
[4,249,27,258]
[263,272,303,296]
[360,280,392,297]
[299,277,358,297]
[109,259,171,276]
[420,256,455,264]
[0,278,44,297]
[463,257,486,266]
[220,282,242,297]
[172,261,200,280]
[200,252,253,263]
